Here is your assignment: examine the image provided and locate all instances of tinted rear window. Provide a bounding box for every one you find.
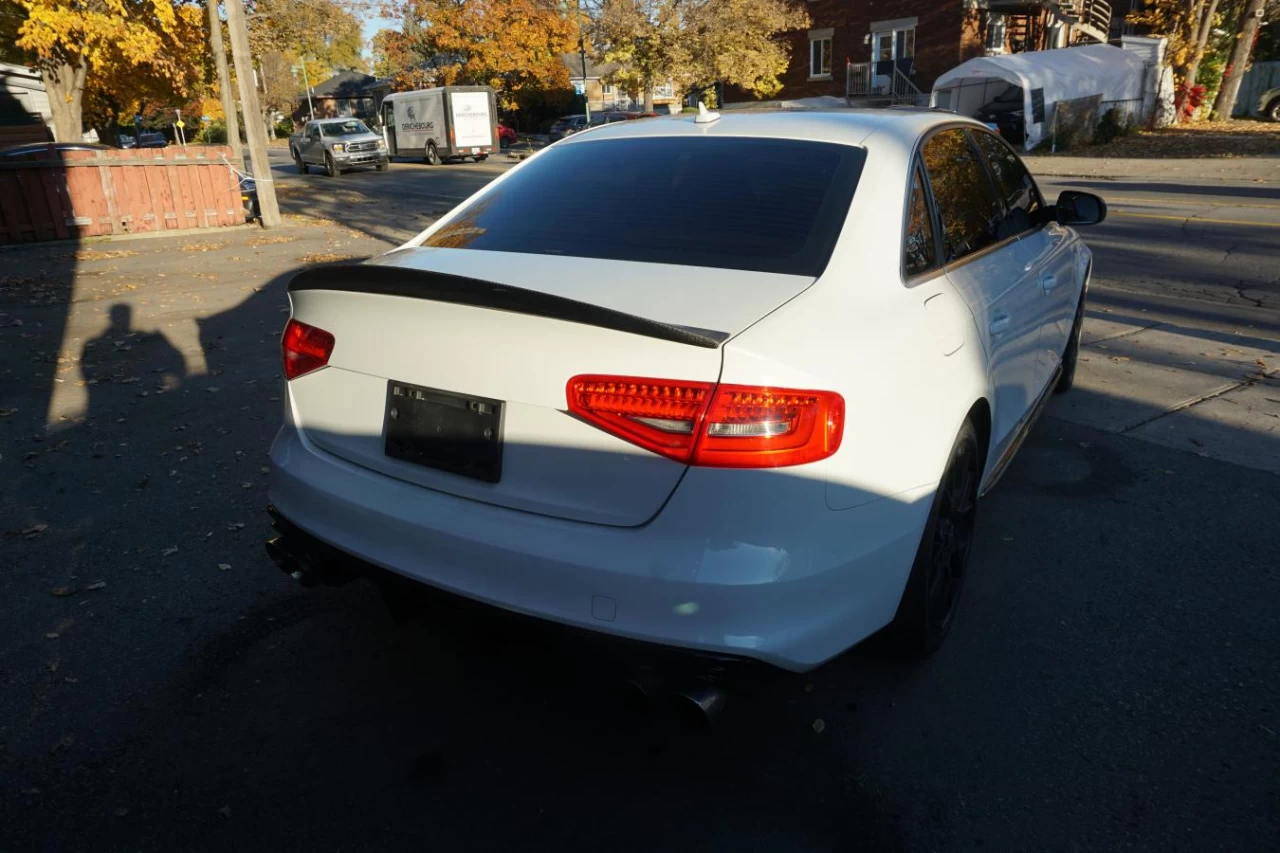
[423,136,866,276]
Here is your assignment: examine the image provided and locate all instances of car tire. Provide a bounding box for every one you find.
[324,153,339,178]
[294,150,307,174]
[1055,291,1086,393]
[425,142,441,166]
[376,162,389,172]
[476,154,488,162]
[1267,97,1280,123]
[887,419,981,659]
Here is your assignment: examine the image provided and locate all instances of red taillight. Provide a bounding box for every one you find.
[281,319,335,380]
[566,375,843,468]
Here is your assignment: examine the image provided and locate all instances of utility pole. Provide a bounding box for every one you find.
[224,0,280,227]
[257,60,274,140]
[206,0,243,166]
[578,36,591,123]
[297,61,315,121]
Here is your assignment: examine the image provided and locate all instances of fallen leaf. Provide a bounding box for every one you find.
[217,563,231,571]
[811,718,826,734]
[23,523,48,537]
[85,580,107,590]
[218,806,231,819]
[45,632,60,639]
[114,807,129,818]
[161,546,179,557]
[50,585,77,597]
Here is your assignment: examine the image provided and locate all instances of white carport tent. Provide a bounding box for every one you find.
[930,45,1147,150]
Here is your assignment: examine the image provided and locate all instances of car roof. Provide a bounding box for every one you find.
[559,108,984,151]
[0,142,112,156]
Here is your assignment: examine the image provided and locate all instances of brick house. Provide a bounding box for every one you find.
[774,1,1112,103]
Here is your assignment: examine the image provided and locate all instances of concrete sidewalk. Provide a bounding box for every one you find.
[1049,288,1280,474]
[1024,154,1280,183]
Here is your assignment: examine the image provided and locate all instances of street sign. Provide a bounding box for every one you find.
[176,120,185,129]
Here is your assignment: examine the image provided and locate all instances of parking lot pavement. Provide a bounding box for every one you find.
[2,171,1279,852]
[264,146,518,245]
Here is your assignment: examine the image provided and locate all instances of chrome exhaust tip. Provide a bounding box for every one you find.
[265,536,319,586]
[672,684,727,727]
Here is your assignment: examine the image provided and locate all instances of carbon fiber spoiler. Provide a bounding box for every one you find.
[288,264,729,349]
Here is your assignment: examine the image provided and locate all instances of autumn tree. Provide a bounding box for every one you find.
[379,0,577,106]
[244,0,365,125]
[1211,0,1269,118]
[16,0,205,141]
[1128,0,1239,119]
[246,0,365,73]
[592,0,809,111]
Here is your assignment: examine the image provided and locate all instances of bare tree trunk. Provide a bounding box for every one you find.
[643,76,654,113]
[207,1,243,164]
[1211,0,1266,120]
[1184,0,1220,89]
[43,58,87,142]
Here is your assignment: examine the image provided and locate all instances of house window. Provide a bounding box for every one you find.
[602,82,614,96]
[898,28,915,59]
[876,28,915,62]
[986,14,1007,53]
[809,29,833,78]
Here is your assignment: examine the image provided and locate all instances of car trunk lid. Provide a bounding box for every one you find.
[284,249,814,526]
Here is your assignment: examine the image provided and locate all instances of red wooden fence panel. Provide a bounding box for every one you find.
[0,145,247,245]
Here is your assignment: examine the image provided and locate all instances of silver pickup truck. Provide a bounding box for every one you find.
[288,118,389,177]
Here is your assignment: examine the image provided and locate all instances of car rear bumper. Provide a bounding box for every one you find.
[267,424,934,672]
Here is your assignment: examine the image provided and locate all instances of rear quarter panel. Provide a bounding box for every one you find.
[721,130,992,511]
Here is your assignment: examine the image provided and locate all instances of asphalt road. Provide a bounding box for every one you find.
[2,150,1278,853]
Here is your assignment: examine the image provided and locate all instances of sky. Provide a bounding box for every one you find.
[361,15,398,60]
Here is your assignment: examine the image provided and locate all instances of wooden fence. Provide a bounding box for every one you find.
[0,144,246,245]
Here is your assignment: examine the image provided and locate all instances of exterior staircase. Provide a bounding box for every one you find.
[846,62,929,108]
[1061,0,1112,44]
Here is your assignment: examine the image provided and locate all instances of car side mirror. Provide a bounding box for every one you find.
[1056,190,1107,226]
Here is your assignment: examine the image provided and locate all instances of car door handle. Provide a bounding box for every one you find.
[1041,274,1058,292]
[989,314,1012,335]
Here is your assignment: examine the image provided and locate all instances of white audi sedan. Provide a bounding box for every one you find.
[267,109,1105,671]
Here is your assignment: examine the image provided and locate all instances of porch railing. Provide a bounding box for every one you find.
[847,61,873,99]
[847,61,926,106]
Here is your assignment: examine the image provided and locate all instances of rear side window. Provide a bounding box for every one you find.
[920,129,1002,262]
[903,165,937,277]
[423,137,866,276]
[971,130,1042,239]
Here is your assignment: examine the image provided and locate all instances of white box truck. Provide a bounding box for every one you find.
[379,86,498,165]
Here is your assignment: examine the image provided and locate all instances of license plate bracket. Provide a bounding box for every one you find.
[385,381,503,483]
